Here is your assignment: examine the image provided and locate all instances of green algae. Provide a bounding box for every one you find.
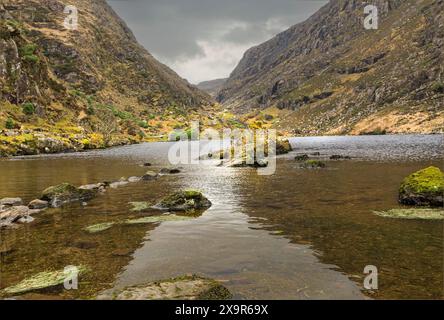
[1,266,87,295]
[374,208,444,220]
[124,215,194,225]
[129,201,152,212]
[84,222,116,233]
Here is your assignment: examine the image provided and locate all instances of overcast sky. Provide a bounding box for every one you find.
[107,0,327,84]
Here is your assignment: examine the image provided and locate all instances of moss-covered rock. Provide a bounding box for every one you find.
[399,167,444,207]
[374,208,444,220]
[301,160,326,169]
[99,275,232,300]
[1,266,87,296]
[125,215,194,224]
[276,138,292,155]
[41,183,96,207]
[154,190,212,212]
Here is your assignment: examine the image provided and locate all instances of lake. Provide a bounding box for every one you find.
[0,134,443,299]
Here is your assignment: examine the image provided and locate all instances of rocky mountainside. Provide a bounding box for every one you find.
[218,0,444,135]
[0,0,216,156]
[197,78,227,98]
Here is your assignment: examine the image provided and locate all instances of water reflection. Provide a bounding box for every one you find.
[1,135,443,299]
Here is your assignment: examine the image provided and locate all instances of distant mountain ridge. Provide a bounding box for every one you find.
[218,0,444,135]
[197,78,227,98]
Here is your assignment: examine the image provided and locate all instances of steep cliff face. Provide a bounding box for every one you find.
[0,0,215,156]
[218,0,444,135]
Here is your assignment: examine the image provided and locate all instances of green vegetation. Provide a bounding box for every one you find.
[302,160,326,168]
[22,102,36,115]
[5,118,15,129]
[125,215,194,224]
[19,43,39,64]
[431,82,444,94]
[399,166,444,206]
[84,222,115,233]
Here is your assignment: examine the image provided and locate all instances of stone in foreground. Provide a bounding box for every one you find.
[154,190,212,211]
[1,266,86,295]
[100,275,231,300]
[41,183,97,207]
[399,166,444,207]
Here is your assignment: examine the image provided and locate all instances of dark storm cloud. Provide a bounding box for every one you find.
[107,0,327,83]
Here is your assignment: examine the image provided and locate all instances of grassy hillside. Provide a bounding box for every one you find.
[0,0,221,156]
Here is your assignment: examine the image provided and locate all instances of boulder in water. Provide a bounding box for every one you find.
[154,190,212,212]
[399,166,444,207]
[41,183,96,207]
[98,275,231,300]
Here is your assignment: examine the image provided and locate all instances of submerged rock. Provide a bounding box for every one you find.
[399,166,444,207]
[153,190,212,212]
[125,214,194,224]
[301,160,326,169]
[109,178,130,189]
[129,201,152,212]
[142,171,158,181]
[374,208,444,220]
[99,275,232,300]
[28,199,49,210]
[41,183,96,207]
[84,222,116,233]
[128,176,142,183]
[1,266,87,296]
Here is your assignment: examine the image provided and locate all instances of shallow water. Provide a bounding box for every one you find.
[0,135,443,299]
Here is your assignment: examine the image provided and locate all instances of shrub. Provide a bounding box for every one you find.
[22,102,36,115]
[5,118,15,129]
[138,120,149,128]
[431,82,444,94]
[20,43,39,64]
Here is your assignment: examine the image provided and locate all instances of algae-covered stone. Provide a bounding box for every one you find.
[41,183,96,207]
[84,222,116,233]
[28,199,49,210]
[100,275,232,300]
[1,266,87,295]
[301,160,326,169]
[154,190,212,211]
[125,215,194,224]
[374,208,444,220]
[129,201,152,212]
[399,166,444,207]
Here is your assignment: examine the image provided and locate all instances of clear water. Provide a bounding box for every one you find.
[0,135,443,299]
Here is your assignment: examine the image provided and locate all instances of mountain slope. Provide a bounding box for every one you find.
[197,78,227,98]
[218,0,444,135]
[0,0,215,156]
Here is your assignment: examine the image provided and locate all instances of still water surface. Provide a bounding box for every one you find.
[0,135,443,299]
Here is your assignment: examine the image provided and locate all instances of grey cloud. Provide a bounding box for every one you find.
[107,0,327,82]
